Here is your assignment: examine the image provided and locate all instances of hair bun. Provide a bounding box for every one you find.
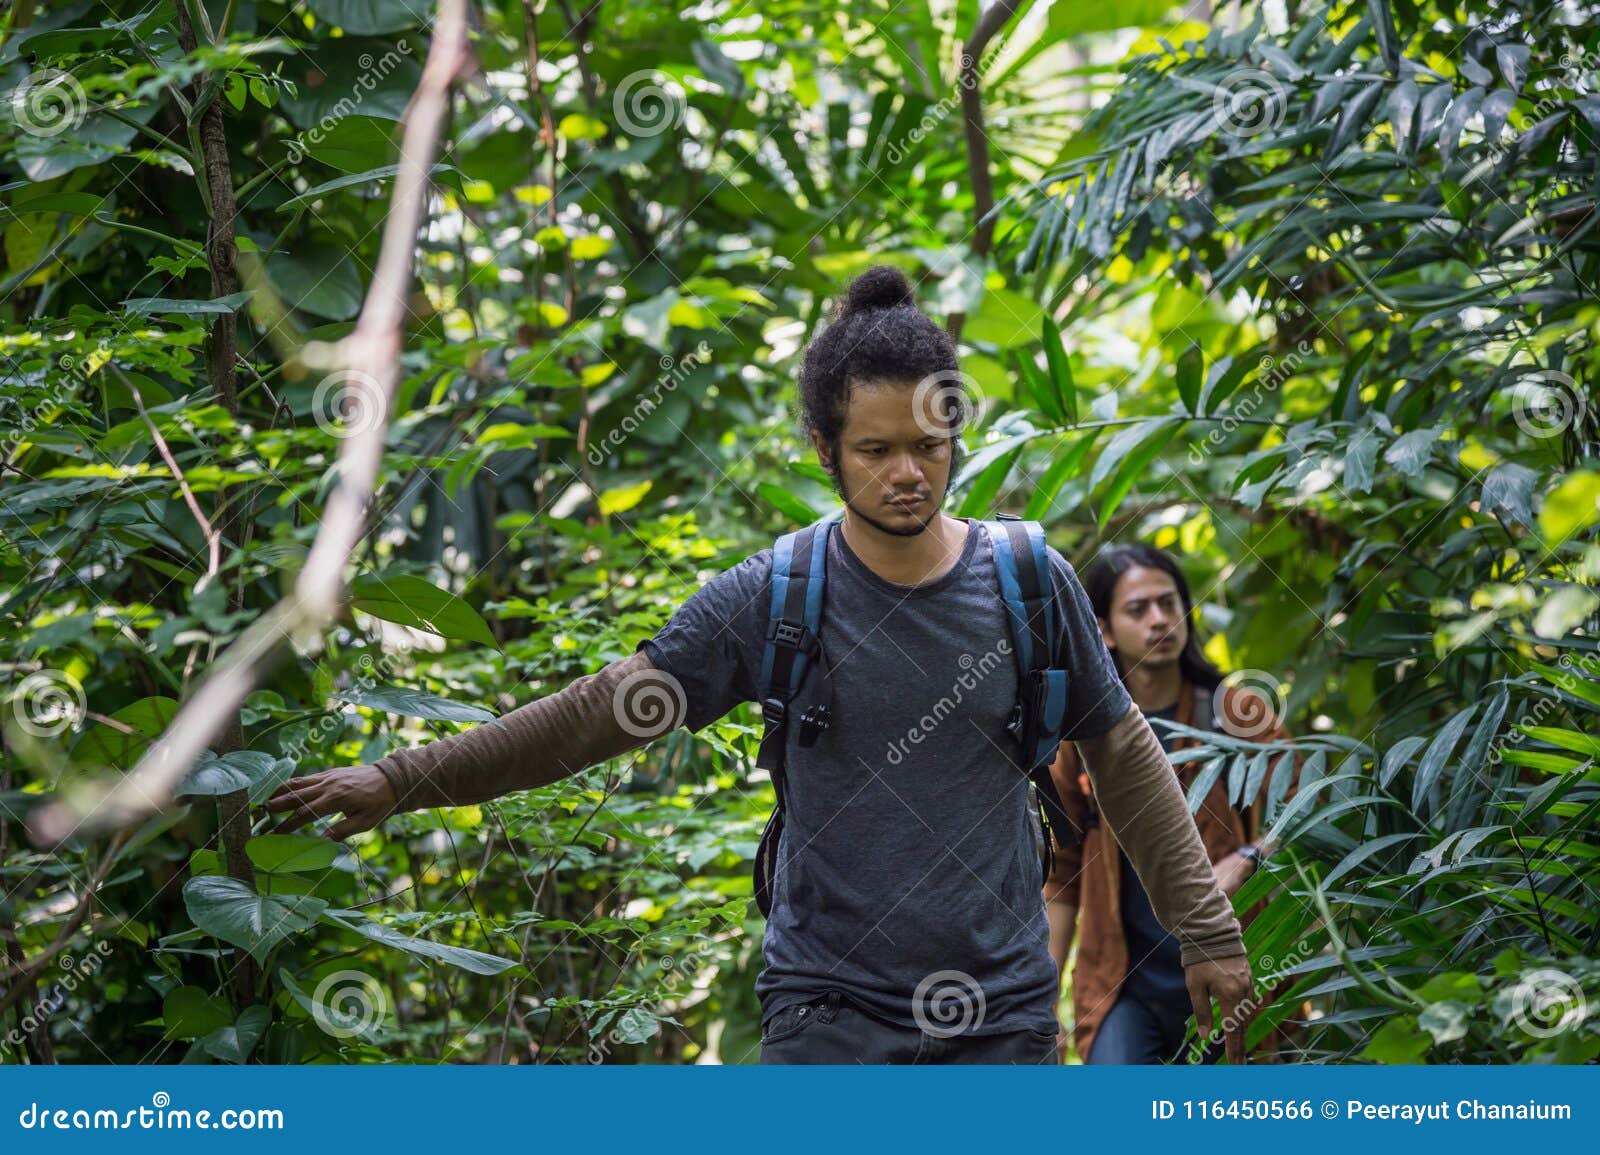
[844,265,915,311]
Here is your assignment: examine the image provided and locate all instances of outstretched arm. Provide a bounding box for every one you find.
[266,649,667,837]
[1074,702,1255,1062]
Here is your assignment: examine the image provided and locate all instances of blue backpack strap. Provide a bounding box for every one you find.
[753,510,839,918]
[985,514,1078,862]
[756,510,837,774]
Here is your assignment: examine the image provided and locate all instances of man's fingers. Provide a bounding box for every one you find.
[322,813,372,841]
[1218,988,1247,1065]
[1225,1015,1247,1065]
[1188,975,1215,1038]
[271,789,339,833]
[272,804,324,834]
[265,778,327,811]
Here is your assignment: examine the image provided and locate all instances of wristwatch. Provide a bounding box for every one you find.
[1236,844,1263,873]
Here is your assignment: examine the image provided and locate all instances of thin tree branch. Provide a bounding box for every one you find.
[28,0,475,847]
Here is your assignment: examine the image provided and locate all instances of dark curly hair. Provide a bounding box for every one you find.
[797,266,966,484]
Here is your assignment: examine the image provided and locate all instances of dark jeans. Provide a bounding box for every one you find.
[759,990,1059,1065]
[1084,988,1224,1065]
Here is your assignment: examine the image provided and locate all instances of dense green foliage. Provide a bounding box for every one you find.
[2,0,1598,1064]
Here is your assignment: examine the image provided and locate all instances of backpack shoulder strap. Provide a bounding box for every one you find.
[755,511,839,779]
[983,513,1079,858]
[982,514,1054,680]
[752,511,838,919]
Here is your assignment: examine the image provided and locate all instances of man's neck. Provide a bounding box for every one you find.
[840,509,967,587]
[1123,662,1183,713]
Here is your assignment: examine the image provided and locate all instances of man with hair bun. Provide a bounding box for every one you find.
[268,267,1255,1065]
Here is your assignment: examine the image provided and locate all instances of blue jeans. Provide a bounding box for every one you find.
[1085,989,1224,1065]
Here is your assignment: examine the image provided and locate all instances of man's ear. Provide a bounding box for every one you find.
[811,431,833,471]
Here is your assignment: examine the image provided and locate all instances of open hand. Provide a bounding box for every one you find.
[265,764,397,840]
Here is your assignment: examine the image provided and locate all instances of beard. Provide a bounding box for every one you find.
[831,469,942,538]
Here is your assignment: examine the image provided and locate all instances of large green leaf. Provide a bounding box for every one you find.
[176,751,297,804]
[1040,313,1077,423]
[1047,0,1178,37]
[332,684,495,723]
[267,248,363,321]
[245,834,347,874]
[162,986,234,1041]
[279,37,423,128]
[183,877,327,962]
[965,287,1045,349]
[304,0,422,35]
[323,910,519,975]
[349,573,497,647]
[200,1006,271,1064]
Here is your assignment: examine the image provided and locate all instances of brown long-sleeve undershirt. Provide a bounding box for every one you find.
[1072,702,1247,967]
[373,650,660,811]
[373,652,1244,966]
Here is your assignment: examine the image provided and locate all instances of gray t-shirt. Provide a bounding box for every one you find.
[637,516,1131,1036]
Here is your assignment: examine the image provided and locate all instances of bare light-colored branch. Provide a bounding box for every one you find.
[28,0,474,848]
